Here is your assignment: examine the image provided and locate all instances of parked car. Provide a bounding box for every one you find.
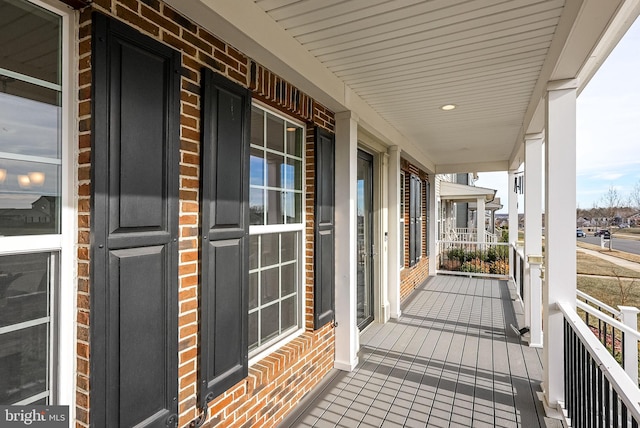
[576,229,586,238]
[594,229,611,238]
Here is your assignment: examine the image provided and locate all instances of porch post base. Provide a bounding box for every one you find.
[334,357,359,372]
[537,389,564,421]
[526,331,543,348]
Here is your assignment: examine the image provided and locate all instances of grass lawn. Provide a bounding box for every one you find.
[577,252,640,279]
[577,275,640,309]
[577,251,640,309]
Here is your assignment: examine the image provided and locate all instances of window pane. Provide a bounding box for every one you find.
[0,159,60,236]
[260,303,279,343]
[284,159,301,191]
[266,152,284,189]
[0,91,61,158]
[260,267,279,305]
[249,235,258,270]
[249,272,258,310]
[266,190,283,225]
[0,253,49,328]
[266,114,284,152]
[281,297,296,331]
[286,125,302,157]
[248,312,258,351]
[283,192,301,224]
[249,187,264,225]
[250,106,264,147]
[0,0,61,85]
[260,233,279,267]
[0,324,48,405]
[250,147,264,186]
[281,232,296,262]
[281,262,296,296]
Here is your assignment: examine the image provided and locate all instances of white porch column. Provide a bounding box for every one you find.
[380,152,390,322]
[387,146,401,319]
[334,111,359,371]
[508,169,519,280]
[543,79,578,410]
[524,133,544,347]
[476,197,486,243]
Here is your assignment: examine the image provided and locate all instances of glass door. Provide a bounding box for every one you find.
[357,150,374,330]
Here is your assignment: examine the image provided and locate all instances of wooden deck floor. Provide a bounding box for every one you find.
[281,275,562,428]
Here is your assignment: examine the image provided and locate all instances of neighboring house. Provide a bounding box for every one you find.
[0,1,637,428]
[436,173,498,241]
[576,216,591,227]
[628,213,640,227]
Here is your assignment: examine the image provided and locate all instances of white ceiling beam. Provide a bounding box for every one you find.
[435,161,510,175]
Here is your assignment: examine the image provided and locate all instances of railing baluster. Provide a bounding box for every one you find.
[592,354,597,428]
[605,377,611,428]
[598,365,604,428]
[613,389,619,428]
[579,340,585,428]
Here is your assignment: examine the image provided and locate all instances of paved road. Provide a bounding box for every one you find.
[578,235,640,255]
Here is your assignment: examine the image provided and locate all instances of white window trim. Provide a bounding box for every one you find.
[0,0,76,412]
[247,103,306,364]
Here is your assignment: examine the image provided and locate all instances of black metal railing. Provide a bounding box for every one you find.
[437,241,509,277]
[563,305,640,427]
[518,252,524,301]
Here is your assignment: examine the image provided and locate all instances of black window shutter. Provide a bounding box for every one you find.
[90,12,180,428]
[409,175,417,267]
[314,127,335,329]
[416,179,422,261]
[199,68,250,405]
[425,180,430,256]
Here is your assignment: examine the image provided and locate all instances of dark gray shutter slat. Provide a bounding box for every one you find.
[314,127,335,329]
[90,12,180,428]
[200,68,250,405]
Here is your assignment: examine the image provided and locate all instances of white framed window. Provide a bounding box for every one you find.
[0,0,74,407]
[248,104,304,356]
[399,171,405,269]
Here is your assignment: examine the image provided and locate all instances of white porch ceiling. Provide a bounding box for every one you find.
[168,0,639,172]
[254,0,563,169]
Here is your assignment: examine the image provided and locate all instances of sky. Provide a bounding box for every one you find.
[475,16,640,213]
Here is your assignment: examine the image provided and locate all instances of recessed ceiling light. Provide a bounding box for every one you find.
[286,127,297,132]
[441,104,456,111]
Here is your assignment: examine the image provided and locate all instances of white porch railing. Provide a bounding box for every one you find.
[576,290,640,385]
[560,302,640,427]
[437,240,509,277]
[440,228,498,243]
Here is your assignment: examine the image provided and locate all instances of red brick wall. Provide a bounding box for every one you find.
[399,159,430,301]
[75,1,335,426]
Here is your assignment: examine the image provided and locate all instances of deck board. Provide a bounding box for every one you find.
[281,275,558,428]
